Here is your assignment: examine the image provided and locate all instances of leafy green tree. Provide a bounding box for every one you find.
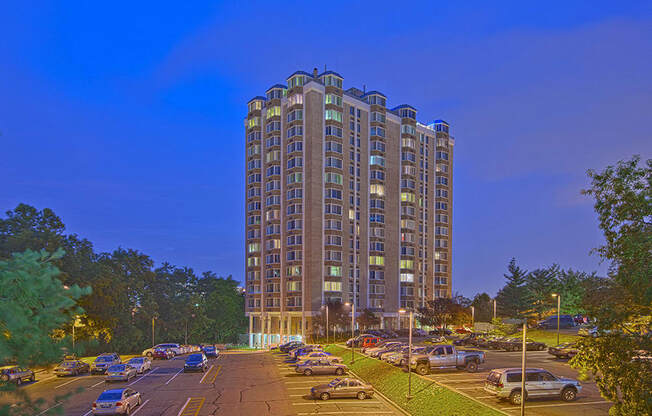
[0,249,90,416]
[555,269,593,315]
[357,308,380,329]
[470,293,492,323]
[525,265,559,319]
[417,297,470,329]
[495,258,530,318]
[571,155,652,416]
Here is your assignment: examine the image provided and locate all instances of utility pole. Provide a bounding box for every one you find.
[520,322,527,416]
[552,293,561,345]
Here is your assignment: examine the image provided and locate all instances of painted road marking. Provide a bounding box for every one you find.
[198,365,214,384]
[128,367,158,386]
[297,412,394,415]
[81,411,92,416]
[502,400,610,410]
[54,377,81,389]
[209,365,221,383]
[177,397,205,416]
[165,368,184,385]
[130,399,150,415]
[91,380,105,388]
[292,401,384,405]
[36,402,62,415]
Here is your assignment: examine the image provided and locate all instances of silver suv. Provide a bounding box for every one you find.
[484,368,581,405]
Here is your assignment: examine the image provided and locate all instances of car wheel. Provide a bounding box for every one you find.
[0,375,8,382]
[509,390,526,405]
[146,352,153,358]
[30,374,35,382]
[335,368,344,375]
[137,397,142,406]
[416,364,430,376]
[465,361,478,373]
[561,387,577,402]
[125,405,131,415]
[16,378,22,386]
[320,392,330,401]
[357,391,366,400]
[303,369,313,376]
[538,345,545,351]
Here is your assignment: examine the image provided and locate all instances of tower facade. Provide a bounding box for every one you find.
[245,69,454,347]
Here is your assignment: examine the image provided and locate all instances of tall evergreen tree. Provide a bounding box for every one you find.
[495,258,530,318]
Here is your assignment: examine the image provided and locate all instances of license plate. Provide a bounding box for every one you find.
[101,404,111,408]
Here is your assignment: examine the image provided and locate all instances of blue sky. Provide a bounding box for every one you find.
[1,1,650,296]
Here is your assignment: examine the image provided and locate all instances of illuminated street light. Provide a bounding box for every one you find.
[551,293,561,346]
[398,308,413,400]
[345,302,356,363]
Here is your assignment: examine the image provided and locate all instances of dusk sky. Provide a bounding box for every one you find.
[2,1,650,297]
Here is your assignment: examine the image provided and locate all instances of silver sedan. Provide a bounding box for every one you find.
[105,365,137,382]
[126,357,152,374]
[92,388,142,415]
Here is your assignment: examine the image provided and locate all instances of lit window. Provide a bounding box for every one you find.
[400,260,414,269]
[248,243,260,253]
[266,106,281,119]
[327,266,342,277]
[369,256,385,266]
[400,273,414,282]
[248,117,260,128]
[324,281,342,292]
[401,192,416,203]
[325,94,343,106]
[370,155,385,167]
[370,184,385,196]
[325,109,343,122]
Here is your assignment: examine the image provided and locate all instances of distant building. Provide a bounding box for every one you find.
[244,68,454,347]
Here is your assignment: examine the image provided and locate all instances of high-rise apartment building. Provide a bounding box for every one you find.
[245,69,454,347]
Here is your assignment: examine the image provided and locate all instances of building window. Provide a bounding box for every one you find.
[400,259,414,269]
[370,155,385,167]
[325,126,343,138]
[323,75,343,88]
[248,101,262,112]
[287,266,302,276]
[287,172,303,184]
[324,281,342,292]
[325,94,343,106]
[370,126,386,137]
[370,184,385,196]
[287,109,303,123]
[266,106,281,119]
[435,226,449,236]
[325,109,343,122]
[327,266,342,277]
[288,94,303,106]
[401,124,416,135]
[401,192,416,203]
[325,141,343,153]
[400,273,414,282]
[369,270,385,280]
[287,281,302,291]
[369,256,385,266]
[370,141,385,152]
[288,75,306,89]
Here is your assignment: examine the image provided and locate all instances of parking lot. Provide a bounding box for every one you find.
[270,351,402,416]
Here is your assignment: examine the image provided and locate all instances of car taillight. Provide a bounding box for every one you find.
[116,402,122,407]
[498,382,504,388]
[92,403,97,408]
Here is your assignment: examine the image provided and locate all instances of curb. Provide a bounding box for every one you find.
[348,368,411,416]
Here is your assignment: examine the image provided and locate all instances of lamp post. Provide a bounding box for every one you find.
[399,308,413,400]
[321,304,330,344]
[185,303,200,345]
[471,306,475,328]
[493,299,497,320]
[552,293,561,346]
[520,321,527,416]
[151,313,159,347]
[345,302,356,363]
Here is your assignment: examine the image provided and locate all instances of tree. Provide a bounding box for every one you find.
[495,258,530,318]
[470,293,492,323]
[357,308,380,329]
[571,155,652,415]
[417,297,470,329]
[525,265,559,319]
[0,249,90,415]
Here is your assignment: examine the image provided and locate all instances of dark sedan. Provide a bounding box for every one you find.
[499,338,547,351]
[153,348,174,360]
[184,353,208,372]
[548,343,578,359]
[310,377,374,401]
[54,360,90,377]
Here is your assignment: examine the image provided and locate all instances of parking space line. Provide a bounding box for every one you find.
[165,368,184,385]
[130,399,150,415]
[81,411,92,416]
[128,367,158,386]
[292,401,384,406]
[209,365,221,383]
[454,386,485,390]
[502,400,610,410]
[36,402,62,415]
[177,397,205,416]
[54,377,81,389]
[199,365,214,384]
[91,380,105,388]
[297,412,394,415]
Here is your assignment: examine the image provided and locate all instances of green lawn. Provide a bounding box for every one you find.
[324,345,502,416]
[515,329,580,346]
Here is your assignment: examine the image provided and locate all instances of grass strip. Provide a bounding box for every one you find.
[325,345,502,416]
[513,329,580,345]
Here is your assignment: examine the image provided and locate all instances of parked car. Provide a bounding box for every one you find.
[310,377,374,401]
[486,336,509,350]
[484,368,581,405]
[91,354,122,375]
[365,341,403,358]
[453,333,485,346]
[346,334,374,347]
[547,343,578,359]
[184,353,208,372]
[295,351,342,366]
[578,325,599,337]
[126,357,152,374]
[92,388,142,415]
[499,338,547,352]
[386,346,433,367]
[410,344,486,374]
[382,329,399,338]
[454,326,473,334]
[141,343,183,357]
[424,336,448,345]
[296,360,348,376]
[153,348,174,360]
[537,315,575,329]
[360,337,382,350]
[0,366,35,385]
[202,345,219,358]
[288,345,322,361]
[377,343,408,360]
[105,364,137,382]
[279,341,304,353]
[429,328,453,336]
[54,359,90,377]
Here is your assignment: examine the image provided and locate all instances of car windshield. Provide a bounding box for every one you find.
[61,361,77,367]
[96,356,114,362]
[487,371,501,383]
[108,365,125,372]
[128,358,144,364]
[204,346,215,350]
[98,392,123,401]
[187,354,203,361]
[327,378,341,387]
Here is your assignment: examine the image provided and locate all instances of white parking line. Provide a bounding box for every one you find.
[91,380,105,388]
[81,411,92,416]
[198,365,215,384]
[54,377,81,389]
[165,368,184,385]
[297,412,394,415]
[130,399,150,415]
[36,402,62,415]
[432,378,486,382]
[292,401,383,405]
[128,367,158,386]
[502,400,610,410]
[454,386,485,390]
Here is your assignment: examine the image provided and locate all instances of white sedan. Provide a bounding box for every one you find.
[126,357,152,374]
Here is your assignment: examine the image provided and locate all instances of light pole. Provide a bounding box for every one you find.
[552,293,561,345]
[399,309,413,400]
[345,302,356,363]
[520,321,527,416]
[471,306,475,328]
[323,305,329,345]
[151,313,159,347]
[493,299,497,320]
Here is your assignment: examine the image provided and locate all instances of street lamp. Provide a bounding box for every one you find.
[399,308,413,400]
[552,293,561,346]
[345,302,356,363]
[185,303,200,345]
[152,313,159,347]
[321,304,329,345]
[493,299,497,320]
[471,306,475,328]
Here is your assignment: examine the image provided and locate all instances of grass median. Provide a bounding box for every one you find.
[514,329,580,345]
[324,345,502,416]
